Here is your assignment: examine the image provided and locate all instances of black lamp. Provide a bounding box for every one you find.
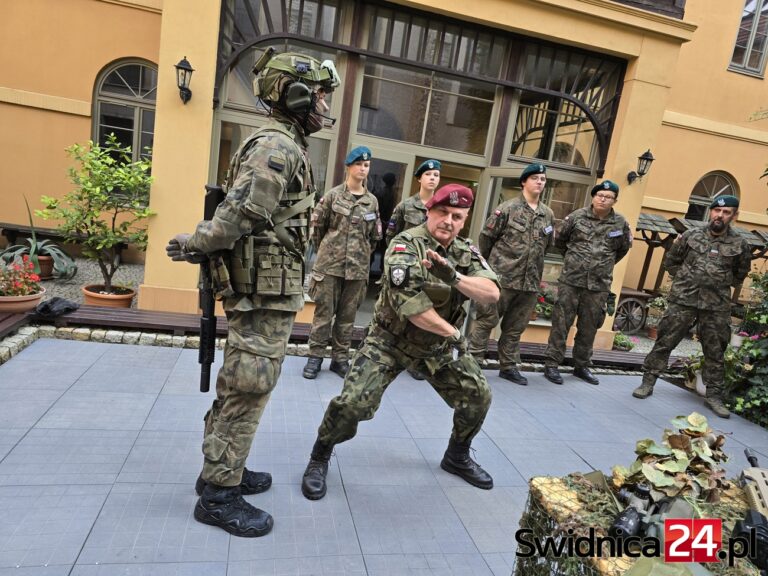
[627,150,655,184]
[174,57,194,104]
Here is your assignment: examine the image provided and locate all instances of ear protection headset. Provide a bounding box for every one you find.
[282,80,313,114]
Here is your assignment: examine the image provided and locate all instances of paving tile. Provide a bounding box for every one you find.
[72,364,171,395]
[35,391,157,431]
[247,432,342,487]
[364,553,494,575]
[0,484,110,568]
[228,484,360,561]
[259,397,331,436]
[117,430,202,485]
[443,486,528,554]
[415,437,527,488]
[482,552,518,576]
[162,349,223,396]
[141,395,212,432]
[565,440,639,475]
[227,556,366,575]
[0,429,27,461]
[70,562,227,576]
[480,403,559,440]
[526,408,616,442]
[97,344,182,368]
[12,339,108,365]
[493,437,592,481]
[394,402,487,440]
[334,436,438,487]
[77,483,228,564]
[0,389,64,429]
[0,429,137,486]
[0,567,73,576]
[345,485,478,555]
[0,360,88,392]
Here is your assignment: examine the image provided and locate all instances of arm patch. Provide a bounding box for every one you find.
[267,155,285,172]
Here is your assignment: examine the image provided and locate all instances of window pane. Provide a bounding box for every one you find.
[140,109,155,155]
[424,93,491,154]
[358,78,428,143]
[139,67,158,99]
[544,180,589,222]
[100,102,134,136]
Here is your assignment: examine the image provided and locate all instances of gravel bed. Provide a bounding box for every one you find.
[40,258,145,308]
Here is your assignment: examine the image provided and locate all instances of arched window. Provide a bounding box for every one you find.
[685,171,739,221]
[94,60,157,160]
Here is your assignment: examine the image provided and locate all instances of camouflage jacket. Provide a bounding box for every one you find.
[385,194,427,245]
[372,224,499,357]
[555,206,632,292]
[478,195,555,292]
[665,227,752,310]
[310,183,382,280]
[187,119,312,312]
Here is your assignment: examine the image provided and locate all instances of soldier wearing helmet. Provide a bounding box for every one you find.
[165,48,340,538]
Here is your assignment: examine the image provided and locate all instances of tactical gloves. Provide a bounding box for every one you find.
[448,327,468,358]
[166,233,207,263]
[426,252,460,286]
[606,292,617,316]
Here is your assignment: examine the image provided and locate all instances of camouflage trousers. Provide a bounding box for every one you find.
[467,289,538,368]
[308,274,367,361]
[642,302,730,397]
[316,329,492,447]
[201,307,295,487]
[544,283,608,369]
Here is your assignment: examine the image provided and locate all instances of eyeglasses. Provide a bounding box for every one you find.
[594,193,616,202]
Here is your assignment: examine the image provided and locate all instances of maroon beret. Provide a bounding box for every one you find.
[425,183,474,210]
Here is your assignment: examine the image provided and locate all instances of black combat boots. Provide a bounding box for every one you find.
[440,438,493,490]
[301,440,334,500]
[329,359,350,378]
[543,366,564,385]
[573,366,599,385]
[499,366,528,386]
[194,483,273,537]
[303,357,322,379]
[195,468,272,496]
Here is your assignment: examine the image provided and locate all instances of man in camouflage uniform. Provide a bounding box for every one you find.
[543,180,631,386]
[385,159,442,379]
[468,163,555,385]
[166,50,340,537]
[300,184,500,500]
[302,146,382,379]
[385,159,442,245]
[633,195,751,418]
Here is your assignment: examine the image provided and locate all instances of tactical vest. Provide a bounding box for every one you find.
[220,123,316,297]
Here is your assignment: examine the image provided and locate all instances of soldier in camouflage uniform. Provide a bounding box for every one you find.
[385,159,442,380]
[543,180,632,386]
[468,163,555,385]
[633,195,752,418]
[302,146,382,379]
[166,50,340,537]
[385,159,442,245]
[300,184,500,500]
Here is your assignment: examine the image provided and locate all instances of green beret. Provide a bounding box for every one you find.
[415,159,441,178]
[590,180,620,197]
[709,195,739,209]
[345,146,372,165]
[520,163,547,185]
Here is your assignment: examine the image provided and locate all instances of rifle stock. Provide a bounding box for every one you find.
[198,185,226,393]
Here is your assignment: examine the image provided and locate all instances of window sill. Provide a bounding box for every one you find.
[726,66,765,80]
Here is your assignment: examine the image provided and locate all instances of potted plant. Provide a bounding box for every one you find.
[534,282,557,321]
[0,197,77,280]
[38,134,154,307]
[612,331,635,352]
[645,295,667,339]
[0,256,45,313]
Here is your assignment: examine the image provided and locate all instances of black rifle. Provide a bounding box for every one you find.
[198,185,226,393]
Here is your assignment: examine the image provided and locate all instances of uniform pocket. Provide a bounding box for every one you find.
[231,352,280,395]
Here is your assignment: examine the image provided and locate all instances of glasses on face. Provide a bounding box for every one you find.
[594,193,616,202]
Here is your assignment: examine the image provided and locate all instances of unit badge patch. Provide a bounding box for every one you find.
[390,265,409,287]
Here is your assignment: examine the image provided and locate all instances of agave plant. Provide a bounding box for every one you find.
[0,196,77,279]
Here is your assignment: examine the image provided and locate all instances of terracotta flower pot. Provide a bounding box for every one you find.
[0,286,46,313]
[37,255,54,280]
[82,285,135,308]
[646,326,658,340]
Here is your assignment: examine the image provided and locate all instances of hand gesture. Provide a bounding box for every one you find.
[422,249,459,286]
[166,233,206,263]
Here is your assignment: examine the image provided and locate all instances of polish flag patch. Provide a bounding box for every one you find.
[393,244,407,252]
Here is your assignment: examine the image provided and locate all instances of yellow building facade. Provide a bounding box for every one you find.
[2,0,766,349]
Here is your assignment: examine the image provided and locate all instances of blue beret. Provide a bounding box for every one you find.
[345,146,372,165]
[710,195,739,209]
[415,159,441,178]
[520,163,547,184]
[590,180,620,197]
[425,183,473,210]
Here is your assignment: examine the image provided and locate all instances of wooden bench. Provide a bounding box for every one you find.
[0,312,30,339]
[0,222,128,261]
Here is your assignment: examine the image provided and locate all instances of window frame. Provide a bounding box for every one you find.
[92,59,158,161]
[685,171,740,222]
[729,0,768,77]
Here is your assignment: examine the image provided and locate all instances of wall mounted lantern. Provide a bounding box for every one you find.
[627,150,655,184]
[174,57,194,104]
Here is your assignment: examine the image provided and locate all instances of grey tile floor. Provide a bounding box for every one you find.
[0,338,766,576]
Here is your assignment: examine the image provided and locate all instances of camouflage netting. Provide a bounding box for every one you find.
[513,413,760,576]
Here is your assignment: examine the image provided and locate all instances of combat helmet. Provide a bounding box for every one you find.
[253,48,340,115]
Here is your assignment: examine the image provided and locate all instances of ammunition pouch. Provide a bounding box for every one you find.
[229,238,304,296]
